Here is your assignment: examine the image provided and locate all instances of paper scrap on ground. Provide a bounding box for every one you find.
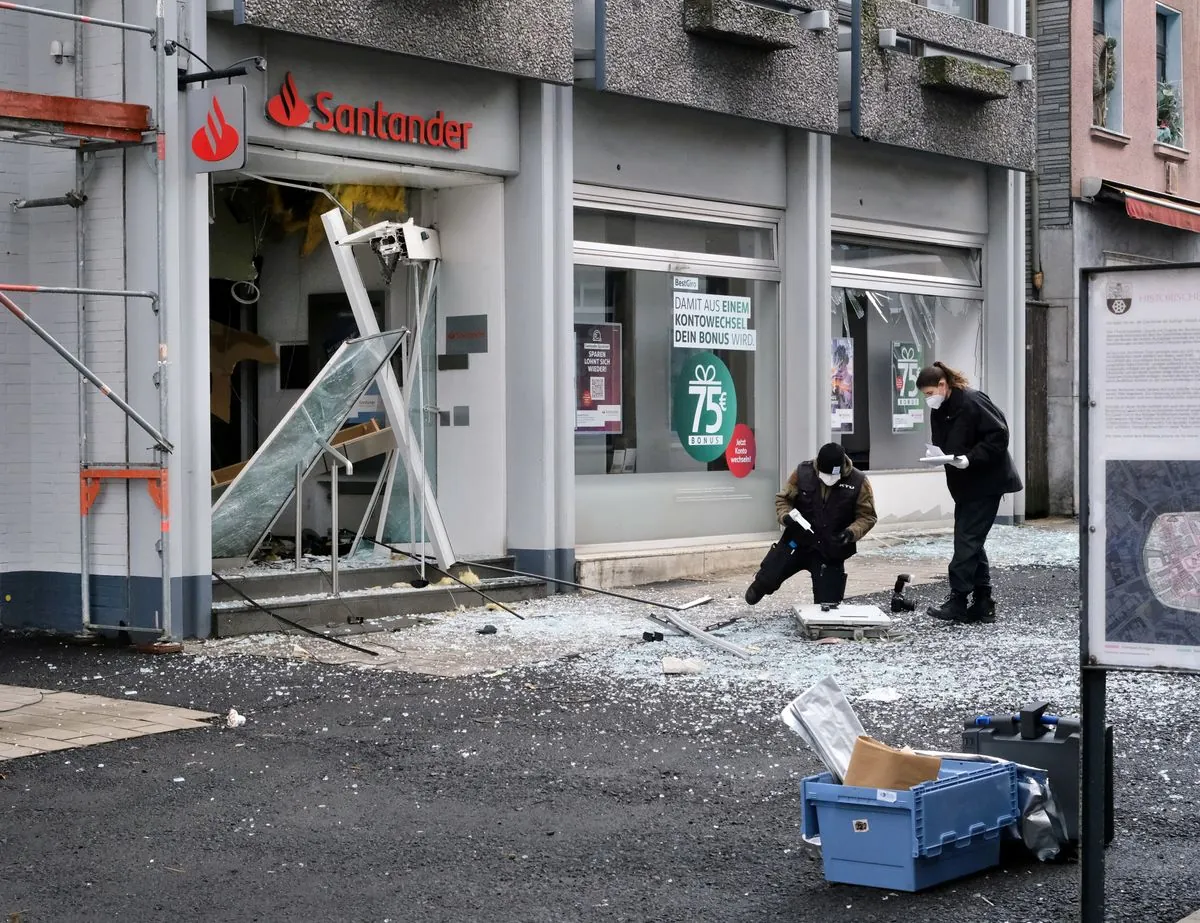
[662,656,706,675]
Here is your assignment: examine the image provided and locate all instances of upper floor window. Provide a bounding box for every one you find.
[924,0,988,21]
[1093,0,1123,133]
[1155,6,1183,147]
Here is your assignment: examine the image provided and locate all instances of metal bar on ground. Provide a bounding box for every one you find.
[0,291,172,451]
[653,610,751,659]
[211,571,380,657]
[362,538,525,621]
[464,558,715,613]
[646,613,741,635]
[0,2,157,34]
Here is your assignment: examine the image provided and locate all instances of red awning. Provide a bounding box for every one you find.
[1121,187,1200,234]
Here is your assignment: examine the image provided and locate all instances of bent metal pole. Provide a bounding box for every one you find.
[0,291,174,452]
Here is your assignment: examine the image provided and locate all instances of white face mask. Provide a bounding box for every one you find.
[925,394,945,410]
[819,471,841,487]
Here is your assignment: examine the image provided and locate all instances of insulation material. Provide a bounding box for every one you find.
[300,184,408,257]
[210,321,278,423]
[209,194,259,283]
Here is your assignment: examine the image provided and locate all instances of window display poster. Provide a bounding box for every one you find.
[831,337,854,434]
[672,350,738,463]
[672,291,756,352]
[575,323,623,434]
[725,423,756,478]
[891,341,925,433]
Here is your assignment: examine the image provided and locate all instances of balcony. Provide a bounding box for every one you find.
[231,0,574,84]
[579,0,840,132]
[849,0,1035,171]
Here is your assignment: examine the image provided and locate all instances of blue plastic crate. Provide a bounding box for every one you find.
[801,758,1019,892]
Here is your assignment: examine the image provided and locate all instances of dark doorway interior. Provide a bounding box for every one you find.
[210,276,260,472]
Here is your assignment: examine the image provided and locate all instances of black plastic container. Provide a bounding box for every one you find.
[962,701,1113,845]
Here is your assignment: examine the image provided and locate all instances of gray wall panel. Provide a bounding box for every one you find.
[831,136,988,234]
[574,90,786,207]
[852,0,1036,171]
[237,0,574,84]
[598,0,839,132]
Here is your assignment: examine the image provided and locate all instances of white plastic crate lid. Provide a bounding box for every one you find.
[794,603,893,629]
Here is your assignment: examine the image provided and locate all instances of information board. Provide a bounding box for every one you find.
[1083,264,1200,672]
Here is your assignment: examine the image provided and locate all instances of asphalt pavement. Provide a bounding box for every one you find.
[1,561,1198,923]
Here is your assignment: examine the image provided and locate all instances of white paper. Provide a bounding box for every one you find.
[919,454,955,464]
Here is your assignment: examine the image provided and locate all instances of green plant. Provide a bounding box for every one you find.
[1157,80,1183,146]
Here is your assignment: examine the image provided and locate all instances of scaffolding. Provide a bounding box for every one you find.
[0,3,173,638]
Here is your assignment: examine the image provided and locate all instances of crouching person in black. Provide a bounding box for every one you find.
[744,443,878,606]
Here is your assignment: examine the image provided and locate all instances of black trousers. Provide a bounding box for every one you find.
[751,539,847,604]
[948,494,1003,595]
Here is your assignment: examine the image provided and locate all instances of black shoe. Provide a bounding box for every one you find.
[927,592,971,622]
[967,587,997,623]
[744,582,764,606]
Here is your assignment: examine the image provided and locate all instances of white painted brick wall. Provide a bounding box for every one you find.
[0,7,31,574]
[0,1,138,580]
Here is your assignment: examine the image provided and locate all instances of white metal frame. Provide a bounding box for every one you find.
[322,208,456,570]
[573,184,782,281]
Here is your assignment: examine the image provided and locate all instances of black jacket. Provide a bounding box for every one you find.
[777,460,875,562]
[930,387,1024,503]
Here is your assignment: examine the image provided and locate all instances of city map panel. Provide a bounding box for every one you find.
[1106,460,1200,647]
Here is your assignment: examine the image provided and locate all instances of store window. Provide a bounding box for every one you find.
[1155,6,1183,147]
[1093,0,1123,133]
[830,235,983,472]
[574,194,781,545]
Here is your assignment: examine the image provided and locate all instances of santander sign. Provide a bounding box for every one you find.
[265,72,473,151]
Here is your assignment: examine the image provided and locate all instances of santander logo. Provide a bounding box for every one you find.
[266,72,310,128]
[190,95,241,163]
[264,71,473,152]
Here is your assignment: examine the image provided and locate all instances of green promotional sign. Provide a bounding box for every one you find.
[672,351,738,462]
[891,341,924,433]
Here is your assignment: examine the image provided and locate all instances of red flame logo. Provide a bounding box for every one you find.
[266,72,311,128]
[191,95,240,163]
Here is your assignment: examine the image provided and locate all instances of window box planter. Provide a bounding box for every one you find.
[919,55,1012,101]
[682,0,802,50]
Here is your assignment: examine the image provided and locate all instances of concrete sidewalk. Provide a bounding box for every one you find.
[0,684,214,760]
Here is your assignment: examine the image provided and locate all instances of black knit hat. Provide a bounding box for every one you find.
[816,443,846,475]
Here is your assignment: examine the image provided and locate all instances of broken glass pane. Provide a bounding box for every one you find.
[211,331,404,560]
[381,278,439,546]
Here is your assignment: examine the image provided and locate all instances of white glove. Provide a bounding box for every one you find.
[950,455,970,470]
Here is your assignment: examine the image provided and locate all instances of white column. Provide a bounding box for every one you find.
[782,129,832,468]
[985,165,1027,524]
[504,81,574,583]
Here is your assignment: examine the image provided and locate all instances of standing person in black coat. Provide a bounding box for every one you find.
[744,443,878,607]
[917,361,1023,623]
